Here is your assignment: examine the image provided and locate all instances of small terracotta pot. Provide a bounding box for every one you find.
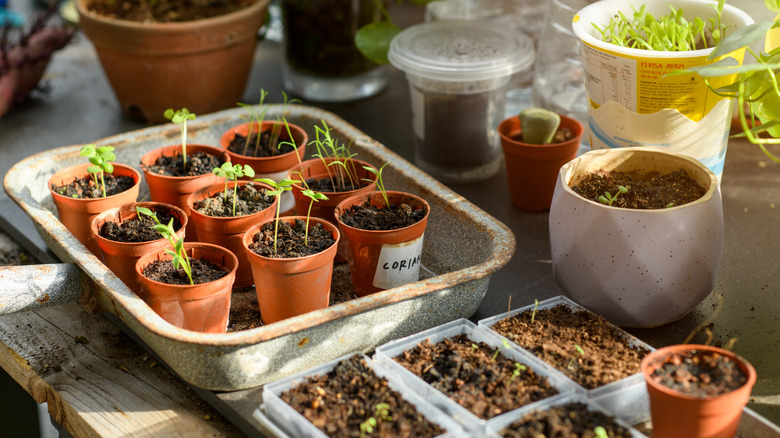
[243,216,339,324]
[91,202,187,294]
[140,144,228,241]
[49,162,141,255]
[498,114,584,212]
[186,180,277,288]
[135,242,238,333]
[220,120,308,214]
[334,191,430,297]
[641,344,757,438]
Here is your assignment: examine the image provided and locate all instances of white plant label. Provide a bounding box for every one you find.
[372,234,425,290]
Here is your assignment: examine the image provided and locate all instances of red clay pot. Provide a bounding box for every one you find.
[136,242,238,333]
[140,144,228,241]
[641,344,757,438]
[334,191,429,297]
[186,180,277,288]
[242,216,339,324]
[91,202,187,294]
[49,162,141,255]
[76,0,271,123]
[498,114,584,212]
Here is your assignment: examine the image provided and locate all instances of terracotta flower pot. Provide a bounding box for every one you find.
[49,162,141,255]
[334,191,430,297]
[186,181,277,288]
[641,344,757,438]
[140,144,228,241]
[220,120,308,214]
[91,202,187,294]
[242,216,339,325]
[498,114,584,212]
[76,0,271,123]
[135,242,238,333]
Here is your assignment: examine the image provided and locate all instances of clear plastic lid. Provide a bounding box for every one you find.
[389,20,535,82]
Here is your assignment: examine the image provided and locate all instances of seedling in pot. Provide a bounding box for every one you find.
[310,119,361,192]
[518,108,561,145]
[358,403,392,437]
[212,163,256,217]
[301,189,329,246]
[530,298,540,324]
[567,344,585,370]
[362,162,390,210]
[508,362,527,385]
[254,178,299,256]
[163,107,196,170]
[137,206,193,285]
[80,144,115,198]
[598,186,628,206]
[594,426,609,438]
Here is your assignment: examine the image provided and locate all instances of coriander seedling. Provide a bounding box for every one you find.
[80,144,115,198]
[309,119,361,192]
[137,206,193,285]
[254,178,299,256]
[362,162,390,209]
[530,298,540,324]
[212,163,255,216]
[301,189,329,247]
[508,362,527,385]
[598,186,628,206]
[567,344,585,370]
[164,108,196,170]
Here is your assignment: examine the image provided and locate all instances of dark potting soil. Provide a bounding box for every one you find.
[306,176,371,193]
[99,209,183,243]
[248,218,335,258]
[512,126,575,144]
[570,169,706,209]
[227,130,296,158]
[500,402,633,438]
[279,355,445,438]
[51,174,135,199]
[142,258,228,286]
[86,0,255,23]
[192,182,274,217]
[651,348,748,397]
[338,201,427,231]
[141,150,223,177]
[394,334,559,420]
[491,305,651,390]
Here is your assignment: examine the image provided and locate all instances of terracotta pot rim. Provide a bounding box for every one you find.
[243,216,340,262]
[498,114,585,150]
[140,144,228,181]
[91,201,187,246]
[49,162,142,203]
[641,344,757,401]
[186,180,276,220]
[334,191,430,234]
[136,242,238,289]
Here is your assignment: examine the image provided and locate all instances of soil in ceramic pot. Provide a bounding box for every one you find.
[248,218,336,258]
[571,169,706,209]
[192,182,274,217]
[651,348,748,397]
[142,150,223,177]
[306,176,372,193]
[512,126,575,144]
[394,333,559,420]
[51,174,136,198]
[338,201,427,231]
[491,305,650,390]
[499,402,633,438]
[227,129,297,158]
[99,209,183,242]
[142,258,228,285]
[86,0,255,22]
[279,354,446,438]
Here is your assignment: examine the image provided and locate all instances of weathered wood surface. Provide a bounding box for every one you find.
[0,302,244,437]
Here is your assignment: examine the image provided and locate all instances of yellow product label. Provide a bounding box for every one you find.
[580,41,744,121]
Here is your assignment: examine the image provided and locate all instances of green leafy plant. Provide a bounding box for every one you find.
[567,344,585,370]
[359,417,377,438]
[237,90,301,157]
[355,0,436,64]
[358,403,392,438]
[508,362,527,385]
[362,162,390,210]
[530,298,540,324]
[300,189,329,246]
[309,119,362,192]
[79,144,115,198]
[254,178,299,256]
[598,186,628,206]
[592,0,728,51]
[212,163,256,216]
[136,206,193,285]
[163,108,196,170]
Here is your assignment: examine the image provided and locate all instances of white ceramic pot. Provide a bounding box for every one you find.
[549,148,724,328]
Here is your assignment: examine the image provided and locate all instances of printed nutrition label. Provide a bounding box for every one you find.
[582,43,637,111]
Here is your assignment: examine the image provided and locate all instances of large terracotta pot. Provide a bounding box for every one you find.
[140,144,228,241]
[220,120,308,214]
[136,242,238,333]
[91,202,187,294]
[243,217,339,324]
[49,162,141,255]
[76,0,271,123]
[187,181,277,288]
[641,344,756,438]
[498,114,584,212]
[549,147,724,327]
[334,191,429,297]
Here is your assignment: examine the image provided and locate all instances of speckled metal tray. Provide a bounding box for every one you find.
[3,105,515,391]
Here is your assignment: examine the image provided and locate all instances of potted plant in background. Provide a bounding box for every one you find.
[497,107,584,212]
[75,0,271,123]
[49,144,141,255]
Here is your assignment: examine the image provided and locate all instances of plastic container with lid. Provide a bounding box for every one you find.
[389,20,535,184]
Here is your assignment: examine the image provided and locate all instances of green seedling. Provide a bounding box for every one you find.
[530,298,540,324]
[359,417,377,438]
[508,362,527,385]
[594,426,609,438]
[598,186,628,206]
[666,202,676,208]
[136,206,193,285]
[254,178,299,255]
[567,344,585,370]
[374,403,391,422]
[472,343,479,350]
[237,90,269,156]
[79,144,115,198]
[301,189,329,246]
[362,162,390,210]
[212,163,255,216]
[310,119,361,192]
[163,108,196,170]
[491,339,513,362]
[518,108,561,145]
